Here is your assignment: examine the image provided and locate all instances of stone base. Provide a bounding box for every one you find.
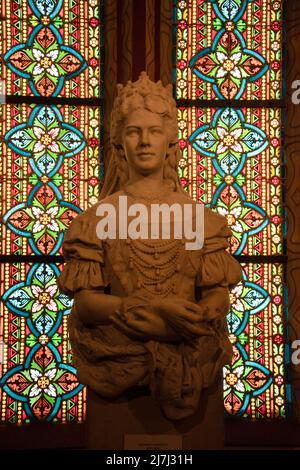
[86,379,224,450]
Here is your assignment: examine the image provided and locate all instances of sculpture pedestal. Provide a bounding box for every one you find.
[86,379,224,450]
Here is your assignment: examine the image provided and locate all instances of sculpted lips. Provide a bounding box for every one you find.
[137,152,155,157]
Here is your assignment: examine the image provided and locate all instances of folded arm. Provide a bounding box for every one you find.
[74,288,122,325]
[73,284,231,342]
[73,288,180,341]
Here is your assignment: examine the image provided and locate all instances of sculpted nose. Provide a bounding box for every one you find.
[141,129,150,145]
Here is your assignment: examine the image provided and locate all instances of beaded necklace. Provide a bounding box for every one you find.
[122,184,185,296]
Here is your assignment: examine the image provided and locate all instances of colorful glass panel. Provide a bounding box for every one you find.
[0,262,86,424]
[0,0,103,424]
[175,0,283,100]
[0,103,102,256]
[226,262,289,418]
[174,0,289,419]
[177,106,283,256]
[0,0,103,98]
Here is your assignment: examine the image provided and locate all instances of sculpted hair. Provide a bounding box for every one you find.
[100,72,185,198]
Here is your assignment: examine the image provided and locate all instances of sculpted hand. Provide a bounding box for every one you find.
[118,308,180,342]
[151,296,214,340]
[109,294,179,342]
[109,294,214,342]
[109,312,150,341]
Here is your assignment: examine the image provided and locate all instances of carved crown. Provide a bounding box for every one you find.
[116,71,173,102]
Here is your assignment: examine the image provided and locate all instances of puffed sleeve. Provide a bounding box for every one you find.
[57,205,109,298]
[197,208,242,289]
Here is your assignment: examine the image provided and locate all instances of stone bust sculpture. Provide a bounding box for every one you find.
[58,72,242,421]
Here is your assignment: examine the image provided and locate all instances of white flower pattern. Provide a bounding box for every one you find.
[216,52,242,79]
[32,206,60,233]
[216,127,243,154]
[230,285,244,312]
[223,365,245,393]
[31,284,58,313]
[32,49,59,77]
[29,368,57,398]
[33,127,60,153]
[217,206,243,233]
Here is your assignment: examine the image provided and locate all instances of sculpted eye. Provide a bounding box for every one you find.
[151,127,163,134]
[126,128,139,136]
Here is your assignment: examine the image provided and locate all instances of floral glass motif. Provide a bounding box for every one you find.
[176,0,283,100]
[174,0,289,419]
[5,105,87,176]
[0,103,102,257]
[0,0,103,424]
[3,184,81,256]
[178,106,283,257]
[224,263,287,418]
[4,25,87,97]
[0,262,86,423]
[1,0,102,98]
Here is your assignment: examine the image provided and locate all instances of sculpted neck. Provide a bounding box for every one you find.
[126,173,164,196]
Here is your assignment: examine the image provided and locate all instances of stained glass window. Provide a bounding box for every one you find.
[174,0,290,418]
[0,0,103,424]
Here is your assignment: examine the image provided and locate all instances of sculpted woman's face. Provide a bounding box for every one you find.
[122,108,168,177]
